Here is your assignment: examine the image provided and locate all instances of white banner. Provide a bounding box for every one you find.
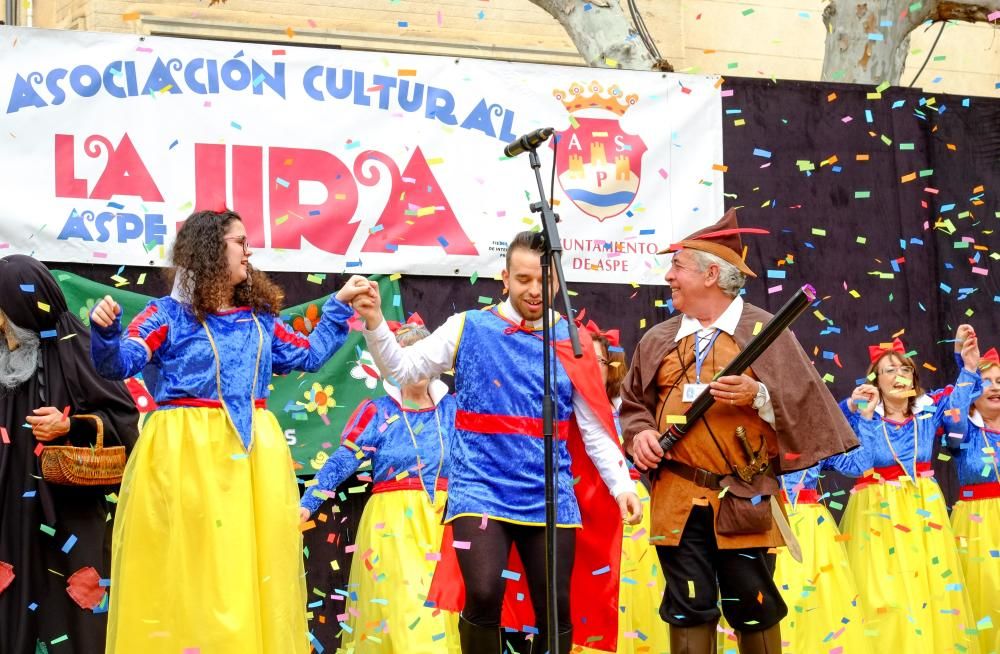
[0,26,723,284]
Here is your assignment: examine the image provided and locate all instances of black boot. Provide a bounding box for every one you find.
[736,623,781,654]
[459,615,502,654]
[669,621,718,654]
[528,628,573,654]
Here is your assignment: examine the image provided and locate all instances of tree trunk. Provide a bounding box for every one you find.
[528,0,657,70]
[821,0,1000,86]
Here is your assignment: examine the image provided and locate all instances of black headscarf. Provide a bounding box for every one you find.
[0,254,139,456]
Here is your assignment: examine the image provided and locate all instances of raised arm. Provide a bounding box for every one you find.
[89,295,160,380]
[353,280,463,386]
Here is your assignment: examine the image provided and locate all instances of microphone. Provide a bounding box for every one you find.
[503,127,555,158]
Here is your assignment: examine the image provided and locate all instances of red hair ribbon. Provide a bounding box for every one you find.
[868,337,906,365]
[386,312,425,334]
[574,309,619,347]
[981,347,1000,368]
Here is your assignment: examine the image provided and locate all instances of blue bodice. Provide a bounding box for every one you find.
[302,392,457,514]
[91,294,353,449]
[844,368,980,478]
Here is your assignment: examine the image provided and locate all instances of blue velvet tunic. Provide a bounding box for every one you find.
[950,421,1000,488]
[448,308,578,525]
[842,368,980,477]
[91,294,353,450]
[301,392,457,514]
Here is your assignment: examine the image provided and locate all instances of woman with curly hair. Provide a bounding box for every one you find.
[89,209,375,654]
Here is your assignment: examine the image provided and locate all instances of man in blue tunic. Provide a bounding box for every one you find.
[352,231,642,654]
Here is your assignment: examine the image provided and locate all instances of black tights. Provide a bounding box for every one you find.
[452,517,575,635]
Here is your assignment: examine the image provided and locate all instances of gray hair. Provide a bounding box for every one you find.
[395,324,431,347]
[0,312,40,391]
[689,249,746,298]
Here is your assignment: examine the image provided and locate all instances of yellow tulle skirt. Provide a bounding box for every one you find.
[952,496,1000,654]
[337,488,459,654]
[106,407,308,654]
[579,481,670,654]
[773,500,871,654]
[840,477,980,653]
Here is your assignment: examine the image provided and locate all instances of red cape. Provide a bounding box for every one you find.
[428,327,625,651]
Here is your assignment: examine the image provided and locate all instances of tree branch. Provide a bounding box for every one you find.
[930,0,1000,22]
[528,0,659,70]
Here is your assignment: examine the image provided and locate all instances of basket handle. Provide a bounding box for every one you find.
[71,414,105,449]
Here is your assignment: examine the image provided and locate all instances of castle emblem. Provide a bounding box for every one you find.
[552,81,647,221]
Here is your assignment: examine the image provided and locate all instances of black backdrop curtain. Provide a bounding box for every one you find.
[46,76,1000,650]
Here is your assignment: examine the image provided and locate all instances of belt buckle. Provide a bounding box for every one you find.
[694,468,710,488]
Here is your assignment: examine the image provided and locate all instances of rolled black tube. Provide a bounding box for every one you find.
[657,284,817,453]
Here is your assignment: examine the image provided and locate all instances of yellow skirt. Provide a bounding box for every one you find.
[337,489,459,654]
[774,501,871,654]
[840,477,980,653]
[106,407,308,654]
[952,497,1000,654]
[579,481,670,654]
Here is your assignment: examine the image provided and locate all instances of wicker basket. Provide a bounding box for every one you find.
[39,414,126,486]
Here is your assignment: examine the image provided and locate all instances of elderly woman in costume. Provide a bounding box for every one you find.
[0,255,140,654]
[577,316,670,654]
[89,209,374,654]
[301,314,459,653]
[948,340,1000,654]
[839,332,981,653]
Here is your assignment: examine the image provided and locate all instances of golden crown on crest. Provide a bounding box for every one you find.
[553,81,639,116]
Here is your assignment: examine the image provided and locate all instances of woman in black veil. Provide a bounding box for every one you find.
[0,255,139,654]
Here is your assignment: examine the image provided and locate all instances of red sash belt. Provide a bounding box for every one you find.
[161,398,268,409]
[372,477,448,494]
[958,482,1000,501]
[855,461,932,489]
[455,410,570,440]
[783,488,819,504]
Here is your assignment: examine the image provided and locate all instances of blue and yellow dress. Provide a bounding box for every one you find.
[301,381,459,653]
[948,411,1000,654]
[839,369,981,653]
[771,463,870,654]
[91,294,353,654]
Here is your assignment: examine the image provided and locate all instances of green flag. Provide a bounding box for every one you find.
[55,270,404,475]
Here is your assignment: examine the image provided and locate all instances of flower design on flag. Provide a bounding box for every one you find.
[77,298,98,327]
[304,382,336,416]
[350,350,381,390]
[291,303,321,335]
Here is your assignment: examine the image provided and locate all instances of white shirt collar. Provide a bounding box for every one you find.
[675,296,744,342]
[382,378,450,407]
[874,393,935,417]
[497,298,561,330]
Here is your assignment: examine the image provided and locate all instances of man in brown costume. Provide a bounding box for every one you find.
[619,209,858,654]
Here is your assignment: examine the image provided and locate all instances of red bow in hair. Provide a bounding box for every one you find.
[574,309,620,347]
[981,347,1000,369]
[868,337,906,364]
[386,312,425,334]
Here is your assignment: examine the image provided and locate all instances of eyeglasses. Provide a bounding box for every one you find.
[224,236,251,255]
[879,366,914,377]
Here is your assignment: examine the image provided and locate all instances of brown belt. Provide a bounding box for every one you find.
[662,460,725,490]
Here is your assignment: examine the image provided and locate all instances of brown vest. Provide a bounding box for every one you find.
[650,332,784,549]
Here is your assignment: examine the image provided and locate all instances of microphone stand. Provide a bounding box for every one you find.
[524,145,582,654]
